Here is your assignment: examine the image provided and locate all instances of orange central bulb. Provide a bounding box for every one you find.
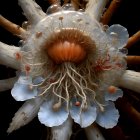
[44,28,96,64]
[47,41,86,64]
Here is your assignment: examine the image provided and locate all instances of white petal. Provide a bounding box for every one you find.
[70,103,97,128]
[38,99,69,127]
[11,76,38,101]
[96,102,119,128]
[105,88,123,101]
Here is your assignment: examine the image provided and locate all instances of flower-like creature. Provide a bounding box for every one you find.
[10,4,129,130]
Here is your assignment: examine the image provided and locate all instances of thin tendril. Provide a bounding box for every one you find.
[65,80,70,111]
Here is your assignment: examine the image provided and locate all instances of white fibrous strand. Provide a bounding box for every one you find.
[31,62,97,109]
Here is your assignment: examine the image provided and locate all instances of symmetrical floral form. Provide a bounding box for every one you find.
[11,4,128,129]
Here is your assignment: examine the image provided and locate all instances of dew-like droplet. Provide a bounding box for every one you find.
[46,4,61,14]
[106,24,129,49]
[119,48,128,55]
[22,21,30,30]
[78,9,85,12]
[18,40,25,46]
[103,25,109,31]
[62,3,75,11]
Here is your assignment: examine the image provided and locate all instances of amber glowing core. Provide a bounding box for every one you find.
[47,41,86,64]
[44,28,96,64]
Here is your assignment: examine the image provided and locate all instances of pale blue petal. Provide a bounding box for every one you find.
[105,88,123,101]
[11,76,38,101]
[106,24,129,49]
[33,76,44,84]
[70,102,97,128]
[38,100,69,127]
[96,102,119,128]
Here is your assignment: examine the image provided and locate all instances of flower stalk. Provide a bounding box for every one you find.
[0,15,26,39]
[18,0,46,25]
[119,70,140,93]
[116,97,140,126]
[85,0,109,21]
[0,41,20,69]
[50,117,72,140]
[85,124,105,140]
[125,31,140,48]
[127,56,140,64]
[101,0,123,25]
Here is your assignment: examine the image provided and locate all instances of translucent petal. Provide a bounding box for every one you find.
[62,3,75,11]
[70,102,97,128]
[11,76,38,101]
[96,102,119,128]
[105,88,123,101]
[33,76,44,84]
[38,100,69,127]
[106,24,129,49]
[17,74,32,84]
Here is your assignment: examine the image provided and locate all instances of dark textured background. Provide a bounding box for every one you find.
[0,0,140,140]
